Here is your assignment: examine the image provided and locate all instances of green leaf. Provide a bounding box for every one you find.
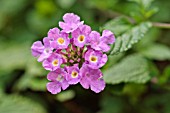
[0,95,47,113]
[13,57,48,91]
[129,0,154,9]
[103,54,151,84]
[15,75,48,91]
[86,0,118,10]
[136,28,160,48]
[103,16,132,36]
[123,83,147,103]
[139,43,170,60]
[102,53,125,70]
[56,0,76,9]
[159,65,170,85]
[56,90,75,102]
[108,22,152,55]
[0,42,31,73]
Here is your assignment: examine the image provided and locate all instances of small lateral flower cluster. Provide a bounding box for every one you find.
[31,13,115,94]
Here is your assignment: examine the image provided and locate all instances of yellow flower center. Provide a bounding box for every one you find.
[90,56,98,63]
[78,35,85,42]
[71,71,78,78]
[57,38,65,45]
[52,59,59,66]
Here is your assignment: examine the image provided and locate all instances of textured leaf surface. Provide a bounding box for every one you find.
[103,54,151,84]
[105,21,152,55]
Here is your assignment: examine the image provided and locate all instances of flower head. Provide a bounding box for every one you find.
[31,13,115,94]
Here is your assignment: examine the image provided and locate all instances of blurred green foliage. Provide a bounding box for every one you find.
[0,0,170,113]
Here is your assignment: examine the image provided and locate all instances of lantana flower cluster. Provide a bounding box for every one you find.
[31,13,115,94]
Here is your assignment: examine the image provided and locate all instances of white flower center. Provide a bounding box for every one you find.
[56,74,64,82]
[44,48,50,54]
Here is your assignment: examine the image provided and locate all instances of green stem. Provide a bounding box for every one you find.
[106,10,170,29]
[152,22,170,29]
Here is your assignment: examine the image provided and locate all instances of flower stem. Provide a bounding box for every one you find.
[152,22,170,29]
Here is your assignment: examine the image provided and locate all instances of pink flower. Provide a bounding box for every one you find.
[47,68,69,94]
[84,49,108,69]
[80,64,105,93]
[43,53,63,71]
[50,30,70,50]
[72,25,91,47]
[65,64,81,85]
[31,37,53,62]
[89,30,115,52]
[59,13,84,33]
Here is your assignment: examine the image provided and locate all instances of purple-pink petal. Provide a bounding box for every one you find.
[47,68,69,94]
[47,28,60,40]
[31,41,44,57]
[98,42,111,52]
[59,13,84,33]
[89,30,115,52]
[63,13,81,23]
[101,30,115,44]
[47,82,61,94]
[99,54,108,68]
[79,64,105,93]
[90,79,105,93]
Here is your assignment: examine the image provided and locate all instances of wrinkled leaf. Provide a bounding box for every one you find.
[103,54,151,84]
[108,22,152,55]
